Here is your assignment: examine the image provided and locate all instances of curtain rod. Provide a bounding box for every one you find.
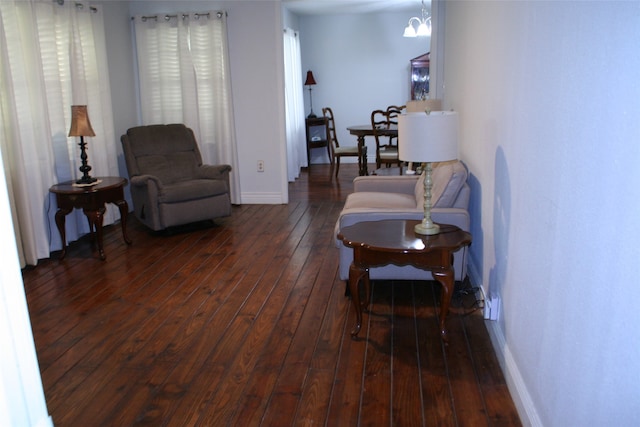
[53,0,97,13]
[132,11,225,22]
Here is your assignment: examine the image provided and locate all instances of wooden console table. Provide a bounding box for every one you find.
[337,219,471,342]
[49,176,132,260]
[305,116,331,167]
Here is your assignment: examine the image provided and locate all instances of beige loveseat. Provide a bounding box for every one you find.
[335,160,470,282]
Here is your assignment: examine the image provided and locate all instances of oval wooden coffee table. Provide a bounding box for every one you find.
[337,219,471,342]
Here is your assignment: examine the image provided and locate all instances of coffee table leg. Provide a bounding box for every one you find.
[348,263,368,336]
[432,267,455,343]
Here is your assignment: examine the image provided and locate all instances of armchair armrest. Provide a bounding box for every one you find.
[353,175,419,195]
[130,174,163,189]
[128,174,162,228]
[197,164,231,180]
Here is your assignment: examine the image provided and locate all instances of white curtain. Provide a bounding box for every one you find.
[0,0,118,267]
[283,28,306,182]
[132,12,240,204]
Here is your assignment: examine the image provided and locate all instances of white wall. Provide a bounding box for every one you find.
[282,3,299,31]
[297,11,430,164]
[443,1,640,425]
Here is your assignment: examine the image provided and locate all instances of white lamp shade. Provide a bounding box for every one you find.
[416,20,431,36]
[398,111,459,162]
[403,24,417,37]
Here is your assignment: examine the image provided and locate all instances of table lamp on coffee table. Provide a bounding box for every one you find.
[398,111,459,235]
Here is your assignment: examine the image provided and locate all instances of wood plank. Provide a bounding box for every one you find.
[463,313,522,426]
[293,242,351,424]
[359,280,393,426]
[391,282,425,427]
[256,204,341,426]
[437,284,491,427]
[414,281,457,427]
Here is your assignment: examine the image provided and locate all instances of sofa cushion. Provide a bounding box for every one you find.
[414,160,468,208]
[343,191,417,210]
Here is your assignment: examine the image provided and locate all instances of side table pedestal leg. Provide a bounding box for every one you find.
[115,199,132,245]
[348,263,369,337]
[432,268,455,343]
[54,208,71,260]
[84,208,106,260]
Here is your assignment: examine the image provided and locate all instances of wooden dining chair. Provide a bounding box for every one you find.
[371,108,403,172]
[323,107,362,178]
[386,104,405,149]
[386,104,406,117]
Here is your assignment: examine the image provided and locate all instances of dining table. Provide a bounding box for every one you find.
[347,124,398,176]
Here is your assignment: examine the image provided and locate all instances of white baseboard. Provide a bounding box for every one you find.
[485,320,543,427]
[240,192,286,204]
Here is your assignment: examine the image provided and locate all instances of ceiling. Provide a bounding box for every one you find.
[282,0,425,15]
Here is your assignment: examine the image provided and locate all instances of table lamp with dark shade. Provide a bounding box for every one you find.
[398,111,459,235]
[68,105,97,185]
[304,70,317,118]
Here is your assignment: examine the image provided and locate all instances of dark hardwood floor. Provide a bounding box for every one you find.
[22,163,521,426]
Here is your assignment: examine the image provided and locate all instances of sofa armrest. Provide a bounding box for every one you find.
[353,175,418,195]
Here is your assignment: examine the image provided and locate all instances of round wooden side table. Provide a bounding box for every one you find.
[338,219,471,342]
[49,176,132,260]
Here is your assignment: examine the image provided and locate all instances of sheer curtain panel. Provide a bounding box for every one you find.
[133,12,240,204]
[0,0,118,267]
[283,28,307,181]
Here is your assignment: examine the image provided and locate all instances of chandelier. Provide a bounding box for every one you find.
[403,0,431,37]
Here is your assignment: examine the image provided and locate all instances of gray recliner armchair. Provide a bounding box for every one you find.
[121,124,232,231]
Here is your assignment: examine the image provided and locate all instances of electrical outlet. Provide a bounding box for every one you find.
[257,160,264,172]
[484,294,501,321]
